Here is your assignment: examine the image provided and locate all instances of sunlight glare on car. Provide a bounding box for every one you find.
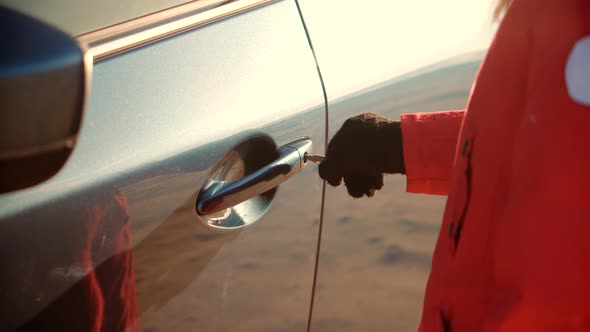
[299,0,498,99]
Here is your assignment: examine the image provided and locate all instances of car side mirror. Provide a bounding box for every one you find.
[0,6,90,193]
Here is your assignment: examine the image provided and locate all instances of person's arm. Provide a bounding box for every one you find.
[318,111,464,197]
[401,110,464,195]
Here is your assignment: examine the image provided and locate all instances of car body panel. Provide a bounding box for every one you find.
[0,1,325,330]
[296,1,492,330]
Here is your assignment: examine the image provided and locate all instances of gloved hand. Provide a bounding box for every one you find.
[318,113,405,198]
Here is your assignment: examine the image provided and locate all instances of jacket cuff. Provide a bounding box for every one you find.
[400,111,465,195]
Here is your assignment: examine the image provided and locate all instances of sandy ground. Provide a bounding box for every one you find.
[311,176,446,332]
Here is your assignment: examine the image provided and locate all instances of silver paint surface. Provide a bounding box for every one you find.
[0,1,325,330]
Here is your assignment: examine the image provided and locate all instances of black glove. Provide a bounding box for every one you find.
[318,113,405,198]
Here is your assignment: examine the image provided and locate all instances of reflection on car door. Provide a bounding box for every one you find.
[0,1,325,331]
[297,0,490,331]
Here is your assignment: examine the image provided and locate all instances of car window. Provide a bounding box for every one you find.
[0,0,232,36]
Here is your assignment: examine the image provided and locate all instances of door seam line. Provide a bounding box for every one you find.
[292,1,329,331]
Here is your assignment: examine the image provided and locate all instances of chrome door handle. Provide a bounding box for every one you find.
[196,138,313,215]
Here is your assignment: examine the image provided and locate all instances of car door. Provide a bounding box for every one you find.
[0,1,326,331]
[296,1,494,331]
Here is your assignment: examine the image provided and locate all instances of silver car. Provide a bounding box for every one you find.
[0,0,491,330]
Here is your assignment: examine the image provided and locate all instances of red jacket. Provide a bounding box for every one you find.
[400,0,590,331]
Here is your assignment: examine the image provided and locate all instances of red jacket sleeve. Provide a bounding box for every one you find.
[400,110,464,195]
